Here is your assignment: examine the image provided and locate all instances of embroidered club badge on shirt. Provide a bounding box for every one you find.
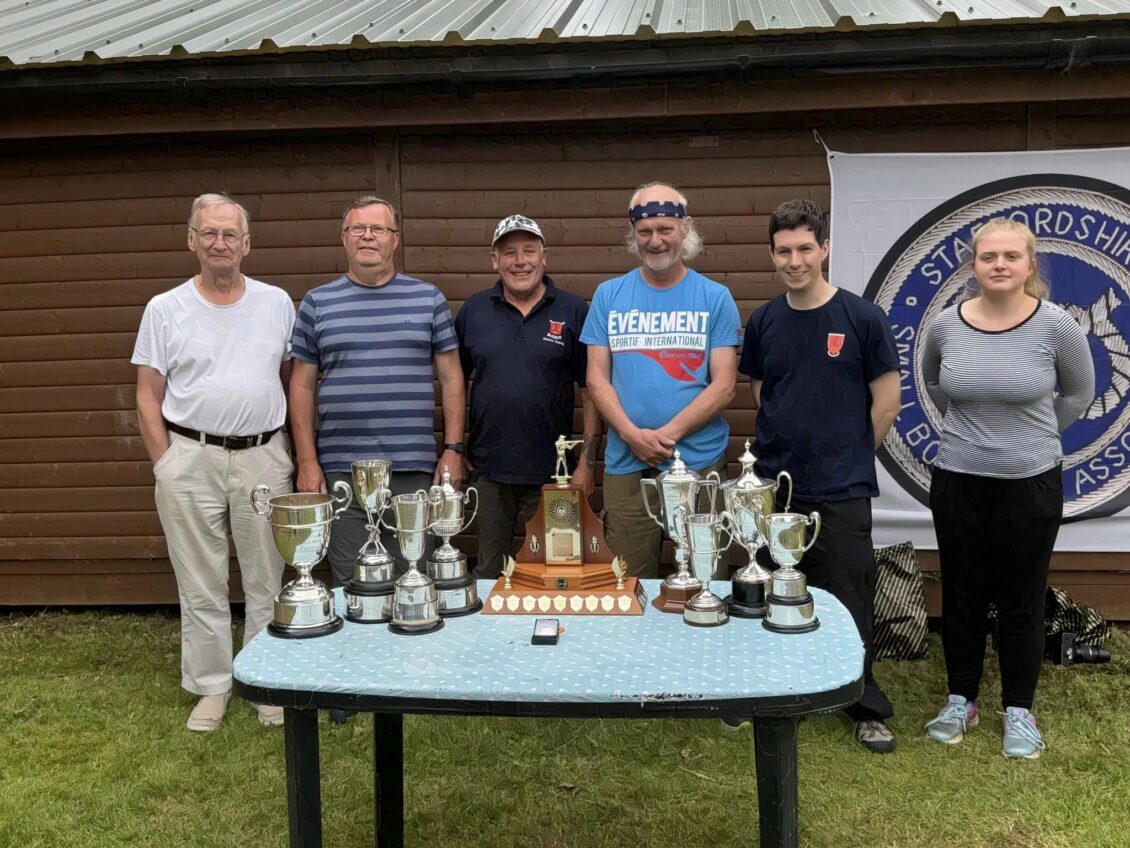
[548,320,565,337]
[826,332,846,358]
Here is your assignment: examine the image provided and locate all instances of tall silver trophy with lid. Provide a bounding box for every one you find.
[709,441,793,619]
[426,471,482,617]
[763,510,821,633]
[344,459,396,624]
[251,481,353,638]
[640,449,719,613]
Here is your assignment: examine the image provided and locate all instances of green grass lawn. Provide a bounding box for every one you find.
[1,609,1127,848]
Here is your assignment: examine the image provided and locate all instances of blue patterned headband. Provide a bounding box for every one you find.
[628,200,687,223]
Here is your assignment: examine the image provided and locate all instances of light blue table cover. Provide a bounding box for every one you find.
[234,581,863,707]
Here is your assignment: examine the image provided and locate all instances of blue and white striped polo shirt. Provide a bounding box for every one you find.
[291,273,457,473]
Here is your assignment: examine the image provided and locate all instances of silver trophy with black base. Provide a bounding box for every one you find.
[763,511,821,634]
[251,481,352,638]
[426,471,482,617]
[385,491,444,635]
[682,510,733,627]
[713,441,793,619]
[344,459,396,624]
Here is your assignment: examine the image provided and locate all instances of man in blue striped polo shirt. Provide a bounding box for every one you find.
[289,197,466,589]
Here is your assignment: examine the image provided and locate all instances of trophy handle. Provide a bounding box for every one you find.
[460,486,479,534]
[803,510,821,553]
[330,480,353,518]
[718,510,738,550]
[777,471,794,513]
[423,487,444,528]
[697,472,721,516]
[639,478,664,529]
[250,484,271,518]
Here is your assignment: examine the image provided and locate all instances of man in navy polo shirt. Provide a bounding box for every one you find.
[739,199,901,753]
[455,215,600,579]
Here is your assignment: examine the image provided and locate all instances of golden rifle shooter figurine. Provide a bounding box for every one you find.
[552,435,585,488]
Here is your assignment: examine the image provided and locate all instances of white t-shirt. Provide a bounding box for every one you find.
[132,276,295,435]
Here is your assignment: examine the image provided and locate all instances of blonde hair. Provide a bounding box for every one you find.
[964,217,1049,300]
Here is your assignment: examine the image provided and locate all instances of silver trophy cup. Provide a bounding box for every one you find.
[383,491,444,635]
[251,481,352,638]
[762,511,821,633]
[426,472,482,617]
[640,450,719,596]
[344,459,396,624]
[708,441,793,618]
[682,511,733,627]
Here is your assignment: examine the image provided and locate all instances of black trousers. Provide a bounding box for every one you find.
[469,474,542,580]
[930,465,1062,711]
[759,496,894,722]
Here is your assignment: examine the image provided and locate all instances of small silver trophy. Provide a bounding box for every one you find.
[712,441,793,619]
[344,459,396,624]
[385,491,444,635]
[682,510,733,627]
[426,471,482,617]
[251,482,352,638]
[640,450,719,612]
[762,511,821,633]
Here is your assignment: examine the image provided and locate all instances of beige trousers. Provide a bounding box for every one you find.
[153,430,293,695]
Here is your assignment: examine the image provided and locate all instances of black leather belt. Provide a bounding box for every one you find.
[165,420,279,451]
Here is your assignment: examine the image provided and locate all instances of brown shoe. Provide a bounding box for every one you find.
[255,704,284,727]
[186,692,231,732]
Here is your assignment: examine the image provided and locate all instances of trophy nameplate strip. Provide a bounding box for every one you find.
[482,577,647,616]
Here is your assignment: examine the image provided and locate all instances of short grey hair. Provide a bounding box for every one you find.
[188,193,249,232]
[625,182,704,262]
[341,196,401,230]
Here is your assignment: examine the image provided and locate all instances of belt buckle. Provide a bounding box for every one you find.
[222,435,248,451]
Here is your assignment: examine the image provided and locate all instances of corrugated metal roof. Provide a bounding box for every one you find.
[2,0,1128,69]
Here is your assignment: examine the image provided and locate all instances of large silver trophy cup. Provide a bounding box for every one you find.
[344,459,395,624]
[762,511,821,633]
[682,511,733,627]
[426,471,482,617]
[712,441,793,619]
[384,491,444,635]
[251,481,352,638]
[640,450,719,613]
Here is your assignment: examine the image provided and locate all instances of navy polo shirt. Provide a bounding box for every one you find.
[455,276,589,485]
[739,289,899,501]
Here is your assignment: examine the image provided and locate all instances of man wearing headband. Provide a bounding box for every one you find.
[455,215,600,578]
[580,183,741,578]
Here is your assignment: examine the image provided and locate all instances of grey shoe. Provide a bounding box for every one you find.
[924,694,979,744]
[854,719,896,754]
[1001,707,1046,759]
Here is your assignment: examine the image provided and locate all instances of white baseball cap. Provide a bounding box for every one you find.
[492,214,544,246]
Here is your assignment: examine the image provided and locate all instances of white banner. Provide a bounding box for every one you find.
[829,148,1130,551]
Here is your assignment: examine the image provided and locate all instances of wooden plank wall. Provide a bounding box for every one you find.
[1,101,1127,617]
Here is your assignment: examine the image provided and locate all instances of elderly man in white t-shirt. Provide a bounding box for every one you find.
[133,193,296,731]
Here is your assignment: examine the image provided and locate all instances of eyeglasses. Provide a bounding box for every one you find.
[191,227,246,245]
[344,224,398,238]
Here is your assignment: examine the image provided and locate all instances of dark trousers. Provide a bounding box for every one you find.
[325,470,435,587]
[759,496,894,722]
[930,465,1062,711]
[469,474,543,580]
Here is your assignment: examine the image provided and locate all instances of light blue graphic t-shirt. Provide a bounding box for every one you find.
[580,267,741,474]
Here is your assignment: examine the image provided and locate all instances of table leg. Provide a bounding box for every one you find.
[284,707,322,848]
[373,713,404,848]
[752,717,799,848]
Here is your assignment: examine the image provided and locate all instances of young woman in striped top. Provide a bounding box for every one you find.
[920,218,1095,759]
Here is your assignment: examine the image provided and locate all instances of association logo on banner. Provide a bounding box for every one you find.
[865,175,1130,522]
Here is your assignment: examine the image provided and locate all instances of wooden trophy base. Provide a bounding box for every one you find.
[483,573,646,615]
[652,582,703,614]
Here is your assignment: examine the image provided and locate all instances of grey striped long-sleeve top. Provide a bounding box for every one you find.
[920,299,1095,479]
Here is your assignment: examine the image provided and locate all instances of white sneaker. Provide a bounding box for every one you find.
[255,704,284,727]
[186,692,231,732]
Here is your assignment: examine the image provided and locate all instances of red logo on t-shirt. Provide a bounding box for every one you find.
[548,320,565,337]
[826,333,845,358]
[637,349,706,381]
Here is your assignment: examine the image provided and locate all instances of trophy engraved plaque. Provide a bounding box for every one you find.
[483,435,646,615]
